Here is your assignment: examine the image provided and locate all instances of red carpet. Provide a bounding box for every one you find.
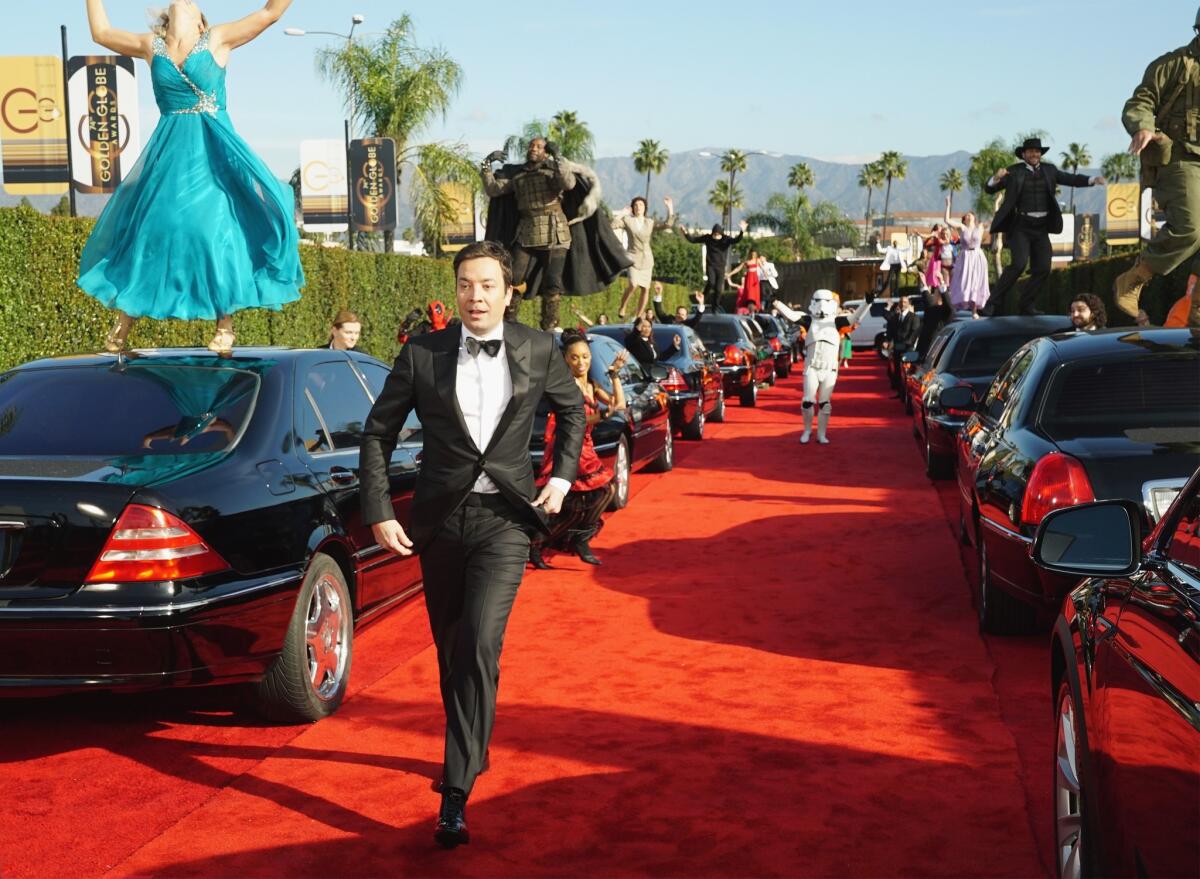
[1,360,1048,878]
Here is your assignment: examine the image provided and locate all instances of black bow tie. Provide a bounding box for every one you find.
[464,336,502,357]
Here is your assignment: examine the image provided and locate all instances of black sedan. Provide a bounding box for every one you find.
[1030,469,1199,879]
[905,316,1067,478]
[751,313,794,379]
[0,347,424,720]
[693,314,775,407]
[589,324,725,440]
[951,328,1200,634]
[531,332,672,510]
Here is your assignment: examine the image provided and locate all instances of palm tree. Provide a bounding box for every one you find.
[1101,152,1138,183]
[877,150,908,240]
[505,111,595,163]
[940,168,965,213]
[717,149,748,228]
[857,161,884,244]
[316,17,464,252]
[409,142,481,257]
[970,137,1016,275]
[708,179,744,225]
[1059,142,1092,212]
[787,162,814,194]
[632,139,669,203]
[745,193,856,260]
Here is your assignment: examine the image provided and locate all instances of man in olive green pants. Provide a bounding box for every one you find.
[1115,6,1200,327]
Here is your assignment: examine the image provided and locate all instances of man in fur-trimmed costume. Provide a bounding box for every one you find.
[774,291,872,444]
[481,138,630,328]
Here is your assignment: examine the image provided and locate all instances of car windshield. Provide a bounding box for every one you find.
[1039,356,1200,436]
[0,363,261,456]
[696,319,740,345]
[952,334,1045,374]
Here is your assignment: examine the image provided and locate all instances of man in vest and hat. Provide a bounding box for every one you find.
[1113,6,1200,328]
[980,137,1104,316]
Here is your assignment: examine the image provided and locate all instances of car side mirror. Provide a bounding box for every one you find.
[646,363,670,381]
[901,351,920,365]
[938,385,977,411]
[1032,501,1143,578]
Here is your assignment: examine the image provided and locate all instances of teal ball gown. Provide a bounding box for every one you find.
[78,31,304,321]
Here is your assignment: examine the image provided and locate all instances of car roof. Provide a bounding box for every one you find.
[10,346,327,371]
[943,315,1071,340]
[1039,327,1200,360]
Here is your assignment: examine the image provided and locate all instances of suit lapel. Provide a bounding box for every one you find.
[432,332,479,452]
[485,329,531,455]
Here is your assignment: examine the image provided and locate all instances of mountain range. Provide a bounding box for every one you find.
[2,148,1110,232]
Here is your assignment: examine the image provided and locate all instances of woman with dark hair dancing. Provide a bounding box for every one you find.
[530,331,627,568]
[613,195,674,318]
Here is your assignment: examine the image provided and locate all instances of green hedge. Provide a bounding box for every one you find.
[0,205,694,372]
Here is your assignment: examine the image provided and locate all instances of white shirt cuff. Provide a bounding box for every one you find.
[696,303,705,313]
[547,477,572,496]
[653,295,663,303]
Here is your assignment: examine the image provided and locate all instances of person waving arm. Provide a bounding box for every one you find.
[210,0,295,61]
[85,0,153,60]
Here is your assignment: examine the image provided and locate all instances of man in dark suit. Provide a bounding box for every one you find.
[981,137,1105,316]
[891,296,921,396]
[359,240,585,849]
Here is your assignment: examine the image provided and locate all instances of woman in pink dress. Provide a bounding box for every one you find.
[943,196,990,315]
[921,226,951,292]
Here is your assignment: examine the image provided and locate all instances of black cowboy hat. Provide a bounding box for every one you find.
[1015,137,1049,157]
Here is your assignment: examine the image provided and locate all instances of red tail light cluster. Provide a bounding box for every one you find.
[86,504,230,583]
[1020,453,1096,527]
[723,345,745,366]
[769,337,782,352]
[659,368,689,393]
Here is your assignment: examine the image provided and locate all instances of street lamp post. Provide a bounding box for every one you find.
[285,15,364,250]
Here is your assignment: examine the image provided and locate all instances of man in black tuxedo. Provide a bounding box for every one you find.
[891,296,920,396]
[981,137,1105,315]
[359,240,585,849]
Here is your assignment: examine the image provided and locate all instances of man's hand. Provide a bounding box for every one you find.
[1128,129,1158,156]
[531,483,566,516]
[483,150,505,166]
[653,280,664,294]
[993,167,1009,181]
[695,290,705,305]
[372,520,414,556]
[738,219,749,232]
[544,141,560,159]
[1090,175,1107,186]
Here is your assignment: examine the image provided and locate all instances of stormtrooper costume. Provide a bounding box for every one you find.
[774,291,871,444]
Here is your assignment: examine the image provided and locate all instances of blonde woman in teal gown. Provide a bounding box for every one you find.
[80,0,304,354]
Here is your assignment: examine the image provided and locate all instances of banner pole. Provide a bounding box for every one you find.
[345,119,355,251]
[59,25,77,216]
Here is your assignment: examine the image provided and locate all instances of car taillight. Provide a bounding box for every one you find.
[85,504,230,583]
[769,337,782,352]
[660,367,689,393]
[943,382,975,418]
[723,345,744,366]
[1020,453,1095,528]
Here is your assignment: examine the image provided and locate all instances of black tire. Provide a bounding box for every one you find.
[607,435,632,510]
[977,538,1036,635]
[739,378,757,407]
[903,389,914,415]
[709,390,726,423]
[766,365,776,387]
[255,553,353,723]
[874,333,886,357]
[648,427,674,472]
[682,403,705,440]
[925,439,953,480]
[777,360,790,379]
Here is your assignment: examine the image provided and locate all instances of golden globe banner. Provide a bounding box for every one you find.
[299,139,349,232]
[66,55,141,194]
[0,55,68,194]
[440,180,478,252]
[349,137,397,232]
[1106,182,1141,246]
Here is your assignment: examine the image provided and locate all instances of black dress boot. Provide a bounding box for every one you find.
[573,536,601,566]
[528,543,551,570]
[435,787,469,848]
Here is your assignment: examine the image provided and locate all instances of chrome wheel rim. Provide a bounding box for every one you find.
[663,429,673,465]
[615,440,630,507]
[1056,691,1084,879]
[695,409,704,438]
[305,574,349,702]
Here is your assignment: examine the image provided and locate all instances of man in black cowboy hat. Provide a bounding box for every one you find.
[981,137,1105,315]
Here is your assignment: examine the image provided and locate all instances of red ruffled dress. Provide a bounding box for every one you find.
[735,262,762,311]
[538,389,613,491]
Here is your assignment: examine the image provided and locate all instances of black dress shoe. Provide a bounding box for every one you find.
[574,538,601,566]
[435,787,469,849]
[528,544,551,569]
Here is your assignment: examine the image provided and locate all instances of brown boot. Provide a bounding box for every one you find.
[1112,259,1154,318]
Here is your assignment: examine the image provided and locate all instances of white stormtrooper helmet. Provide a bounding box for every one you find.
[810,289,839,320]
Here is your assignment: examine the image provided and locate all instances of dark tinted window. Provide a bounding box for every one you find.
[1039,356,1200,434]
[300,361,374,452]
[355,361,421,443]
[0,364,258,456]
[696,318,741,345]
[1166,491,1200,579]
[741,319,764,341]
[953,334,1043,373]
[870,302,889,318]
[983,349,1035,422]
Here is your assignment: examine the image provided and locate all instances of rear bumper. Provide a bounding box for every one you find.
[719,365,751,395]
[0,570,303,693]
[666,391,701,424]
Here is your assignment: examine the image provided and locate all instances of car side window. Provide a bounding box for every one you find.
[620,357,648,385]
[926,336,949,370]
[353,360,422,444]
[983,349,1034,422]
[870,302,888,318]
[1165,492,1200,580]
[302,361,374,452]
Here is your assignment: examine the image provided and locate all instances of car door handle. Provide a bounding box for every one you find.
[330,466,358,486]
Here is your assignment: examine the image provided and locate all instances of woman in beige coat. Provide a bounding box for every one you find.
[613,195,674,318]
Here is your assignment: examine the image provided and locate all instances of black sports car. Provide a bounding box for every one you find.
[693,314,775,407]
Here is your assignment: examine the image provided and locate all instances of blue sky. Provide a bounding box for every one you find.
[2,1,1187,177]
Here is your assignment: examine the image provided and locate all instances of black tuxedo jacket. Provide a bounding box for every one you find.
[359,321,586,551]
[896,311,921,350]
[653,299,703,328]
[986,161,1091,237]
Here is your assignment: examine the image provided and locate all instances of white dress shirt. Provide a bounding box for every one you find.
[457,324,570,497]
